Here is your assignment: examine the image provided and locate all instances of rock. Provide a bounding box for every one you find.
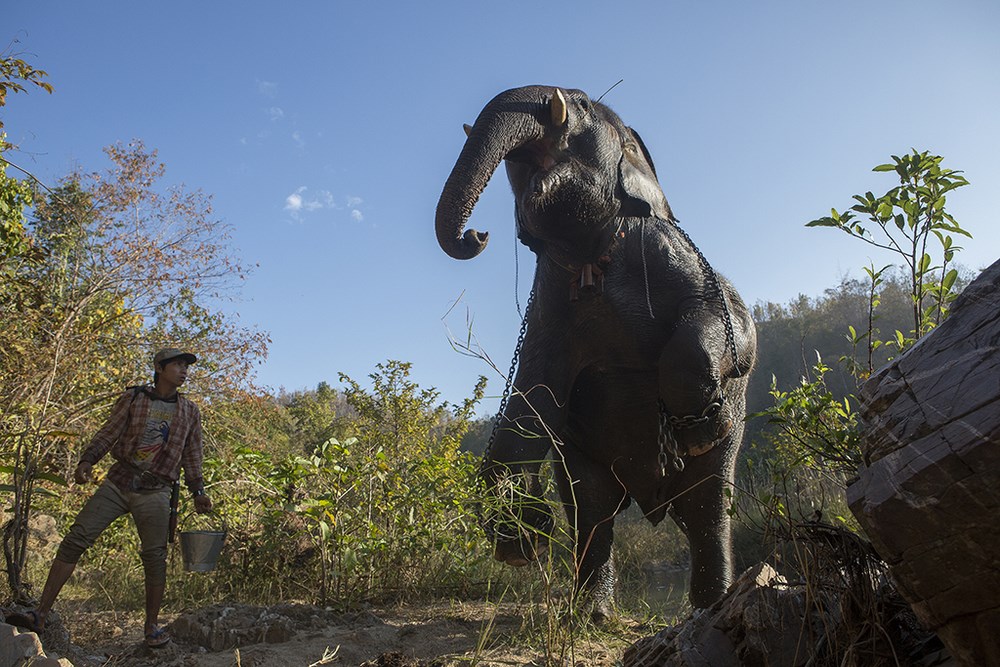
[623,563,827,667]
[623,555,949,667]
[847,258,1000,666]
[0,621,75,667]
[29,513,62,559]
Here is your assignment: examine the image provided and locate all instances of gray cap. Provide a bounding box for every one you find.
[153,348,198,368]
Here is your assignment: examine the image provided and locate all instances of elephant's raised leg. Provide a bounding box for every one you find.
[481,382,567,567]
[485,460,552,567]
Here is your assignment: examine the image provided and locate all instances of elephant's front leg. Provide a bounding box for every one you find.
[552,444,629,622]
[667,442,738,607]
[481,343,572,567]
[658,311,751,607]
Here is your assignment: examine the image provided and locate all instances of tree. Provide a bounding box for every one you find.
[328,361,487,598]
[211,363,490,605]
[1,140,267,600]
[0,48,51,266]
[0,46,53,140]
[807,150,970,348]
[279,381,355,456]
[753,151,973,507]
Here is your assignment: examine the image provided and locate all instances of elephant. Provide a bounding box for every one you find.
[435,85,756,618]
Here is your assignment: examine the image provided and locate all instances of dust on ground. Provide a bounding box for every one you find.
[40,600,658,667]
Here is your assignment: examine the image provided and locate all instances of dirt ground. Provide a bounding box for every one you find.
[36,601,656,667]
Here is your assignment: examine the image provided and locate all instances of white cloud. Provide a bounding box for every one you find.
[266,107,285,121]
[257,80,278,98]
[284,188,304,212]
[285,187,365,222]
[292,130,305,148]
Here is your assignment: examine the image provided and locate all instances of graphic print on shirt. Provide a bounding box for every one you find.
[134,399,177,470]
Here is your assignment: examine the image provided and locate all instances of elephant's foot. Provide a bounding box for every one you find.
[493,533,545,566]
[688,563,732,609]
[588,597,617,625]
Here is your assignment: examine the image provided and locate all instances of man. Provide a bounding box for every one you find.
[15,348,212,648]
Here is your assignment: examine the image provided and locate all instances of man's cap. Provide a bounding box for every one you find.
[153,348,198,368]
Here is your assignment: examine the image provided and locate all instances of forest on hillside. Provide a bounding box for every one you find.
[1,52,981,664]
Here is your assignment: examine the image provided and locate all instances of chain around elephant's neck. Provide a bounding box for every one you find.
[650,216,747,377]
[481,217,745,477]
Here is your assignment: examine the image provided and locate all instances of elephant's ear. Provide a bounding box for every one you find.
[617,127,671,220]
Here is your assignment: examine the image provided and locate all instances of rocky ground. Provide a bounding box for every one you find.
[6,561,959,667]
[18,600,648,667]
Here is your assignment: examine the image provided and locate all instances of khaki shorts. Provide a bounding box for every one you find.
[56,480,171,585]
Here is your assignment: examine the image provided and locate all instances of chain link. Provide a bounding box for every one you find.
[478,289,537,541]
[658,400,685,474]
[479,288,535,475]
[652,216,745,476]
[661,217,745,376]
[485,217,740,487]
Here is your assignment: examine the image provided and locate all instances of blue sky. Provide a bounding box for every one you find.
[5,2,999,416]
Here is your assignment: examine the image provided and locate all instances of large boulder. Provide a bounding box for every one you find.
[847,258,1000,666]
[623,563,816,667]
[622,555,947,667]
[0,621,73,667]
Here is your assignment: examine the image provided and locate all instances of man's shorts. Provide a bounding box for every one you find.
[56,479,171,584]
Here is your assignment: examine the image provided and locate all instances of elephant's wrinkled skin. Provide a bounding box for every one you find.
[436,85,756,617]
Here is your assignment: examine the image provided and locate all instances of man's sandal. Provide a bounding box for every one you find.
[145,625,171,648]
[5,610,44,633]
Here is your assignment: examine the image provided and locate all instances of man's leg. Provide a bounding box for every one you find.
[31,559,76,630]
[35,481,130,628]
[144,581,165,633]
[131,487,171,640]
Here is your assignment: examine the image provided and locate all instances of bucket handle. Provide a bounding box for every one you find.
[179,509,228,533]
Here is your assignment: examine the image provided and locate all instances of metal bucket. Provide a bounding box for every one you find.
[179,529,226,572]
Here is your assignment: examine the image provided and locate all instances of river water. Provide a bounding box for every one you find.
[625,566,690,618]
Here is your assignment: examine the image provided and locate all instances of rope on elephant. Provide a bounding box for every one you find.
[640,219,656,319]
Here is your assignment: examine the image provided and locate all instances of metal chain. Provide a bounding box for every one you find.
[661,217,745,376]
[657,394,727,475]
[658,400,685,474]
[479,288,536,475]
[667,401,723,429]
[478,289,536,541]
[653,216,745,475]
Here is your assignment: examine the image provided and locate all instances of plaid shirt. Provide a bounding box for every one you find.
[80,386,205,495]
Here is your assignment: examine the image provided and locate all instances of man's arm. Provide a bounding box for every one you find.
[76,390,136,480]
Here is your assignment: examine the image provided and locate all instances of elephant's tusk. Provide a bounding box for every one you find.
[463,123,472,137]
[551,88,567,127]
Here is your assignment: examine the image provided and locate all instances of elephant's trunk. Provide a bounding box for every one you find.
[436,86,567,259]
